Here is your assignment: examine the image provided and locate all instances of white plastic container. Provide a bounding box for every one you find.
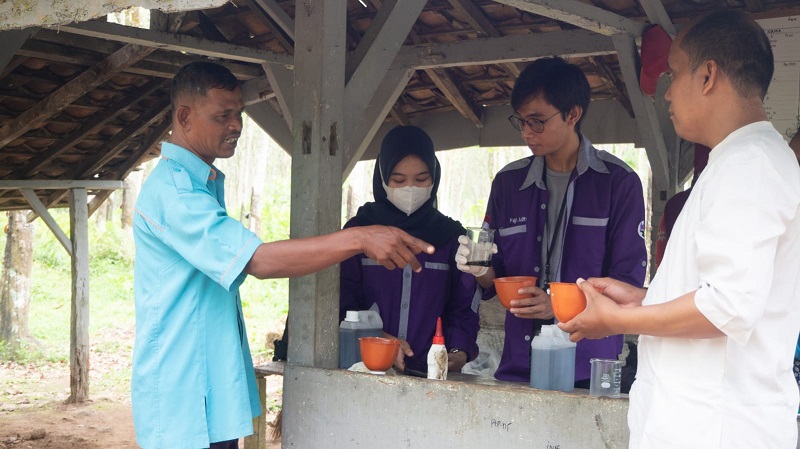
[427,317,448,380]
[338,310,383,369]
[529,324,576,392]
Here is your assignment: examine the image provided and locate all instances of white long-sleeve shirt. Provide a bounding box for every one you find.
[632,122,800,449]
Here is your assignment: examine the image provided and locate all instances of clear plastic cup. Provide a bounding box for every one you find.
[589,358,622,398]
[465,227,495,267]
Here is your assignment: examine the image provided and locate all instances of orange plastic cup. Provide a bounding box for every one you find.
[549,282,587,322]
[493,276,538,309]
[359,337,400,373]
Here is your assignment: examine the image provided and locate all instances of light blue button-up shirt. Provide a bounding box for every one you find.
[132,142,263,449]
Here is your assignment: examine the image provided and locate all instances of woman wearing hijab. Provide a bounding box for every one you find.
[340,126,480,374]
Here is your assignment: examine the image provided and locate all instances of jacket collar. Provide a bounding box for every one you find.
[519,133,609,191]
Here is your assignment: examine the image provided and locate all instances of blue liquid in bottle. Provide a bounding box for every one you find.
[529,325,576,392]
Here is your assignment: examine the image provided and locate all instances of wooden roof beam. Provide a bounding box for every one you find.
[447,0,521,77]
[637,0,676,35]
[407,27,483,127]
[75,102,171,180]
[0,56,27,80]
[397,29,615,69]
[56,20,293,67]
[341,0,432,170]
[19,38,261,80]
[244,100,292,154]
[346,0,426,83]
[30,103,170,217]
[240,76,275,106]
[88,120,172,217]
[247,0,294,52]
[492,0,646,36]
[264,64,293,129]
[12,79,167,178]
[587,56,634,118]
[390,106,411,126]
[343,67,416,178]
[0,27,37,74]
[252,0,295,41]
[0,44,154,149]
[612,34,670,190]
[426,68,483,127]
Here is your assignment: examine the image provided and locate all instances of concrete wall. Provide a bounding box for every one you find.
[282,365,629,448]
[0,0,226,30]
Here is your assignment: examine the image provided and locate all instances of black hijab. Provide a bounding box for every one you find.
[352,126,465,248]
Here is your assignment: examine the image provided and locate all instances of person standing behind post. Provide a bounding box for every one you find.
[455,56,648,386]
[790,127,800,163]
[132,62,434,449]
[559,10,800,449]
[654,143,710,269]
[340,126,480,374]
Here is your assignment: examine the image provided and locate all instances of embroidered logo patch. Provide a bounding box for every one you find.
[638,220,646,239]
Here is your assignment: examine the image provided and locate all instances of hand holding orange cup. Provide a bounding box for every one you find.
[549,281,589,322]
[493,276,538,309]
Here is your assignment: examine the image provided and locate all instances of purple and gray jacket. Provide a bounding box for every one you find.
[340,228,480,373]
[485,134,647,382]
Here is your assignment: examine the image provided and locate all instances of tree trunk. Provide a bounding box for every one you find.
[121,170,143,229]
[0,211,36,357]
[105,192,115,223]
[94,198,107,230]
[249,186,262,233]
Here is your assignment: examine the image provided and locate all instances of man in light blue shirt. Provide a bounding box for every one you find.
[133,62,433,449]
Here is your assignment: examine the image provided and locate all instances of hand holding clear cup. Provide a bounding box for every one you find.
[455,227,497,277]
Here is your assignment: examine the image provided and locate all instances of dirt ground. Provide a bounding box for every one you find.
[0,349,282,449]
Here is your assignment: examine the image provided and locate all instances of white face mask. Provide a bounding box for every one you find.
[383,183,433,216]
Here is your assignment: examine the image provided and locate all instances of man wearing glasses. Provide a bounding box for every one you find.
[455,56,647,387]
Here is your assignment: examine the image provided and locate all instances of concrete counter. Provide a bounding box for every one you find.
[282,365,629,448]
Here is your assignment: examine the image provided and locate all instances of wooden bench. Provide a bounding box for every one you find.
[244,361,286,449]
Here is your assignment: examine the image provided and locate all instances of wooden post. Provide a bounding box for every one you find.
[286,0,346,369]
[68,188,90,403]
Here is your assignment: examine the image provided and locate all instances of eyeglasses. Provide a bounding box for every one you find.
[507,111,561,133]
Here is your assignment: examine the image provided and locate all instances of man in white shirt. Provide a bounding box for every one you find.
[559,10,800,449]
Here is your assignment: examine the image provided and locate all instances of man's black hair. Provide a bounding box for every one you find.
[680,9,773,100]
[510,56,591,133]
[170,61,240,108]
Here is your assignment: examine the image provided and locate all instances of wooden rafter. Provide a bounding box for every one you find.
[251,0,295,41]
[390,106,411,125]
[56,20,292,66]
[19,36,261,80]
[198,10,233,42]
[0,56,27,79]
[246,0,294,52]
[30,102,170,216]
[12,79,167,178]
[637,0,676,35]
[0,44,155,148]
[493,0,646,36]
[406,28,483,127]
[74,101,171,179]
[426,68,483,126]
[88,119,171,217]
[169,11,190,33]
[447,0,521,77]
[587,56,634,118]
